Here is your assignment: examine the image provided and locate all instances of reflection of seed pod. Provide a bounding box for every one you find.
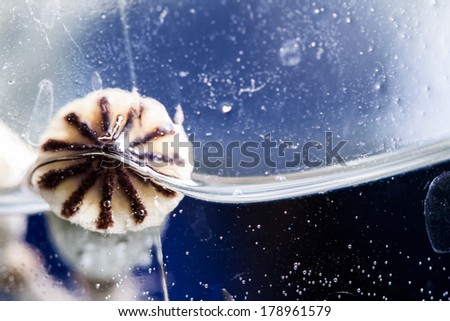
[47,213,155,280]
[31,88,193,234]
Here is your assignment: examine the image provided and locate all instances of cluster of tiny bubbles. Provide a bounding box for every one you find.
[252,224,449,301]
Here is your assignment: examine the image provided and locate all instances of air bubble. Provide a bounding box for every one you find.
[424,172,450,253]
[178,71,189,77]
[221,103,233,114]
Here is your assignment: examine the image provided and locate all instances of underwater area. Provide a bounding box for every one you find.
[0,0,449,300]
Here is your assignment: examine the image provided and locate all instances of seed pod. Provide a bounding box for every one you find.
[31,88,193,234]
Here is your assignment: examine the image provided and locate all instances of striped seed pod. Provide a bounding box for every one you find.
[31,88,193,234]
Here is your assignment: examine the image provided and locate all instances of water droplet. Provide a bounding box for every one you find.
[424,172,450,253]
[25,79,54,147]
[316,47,324,60]
[103,200,111,208]
[347,244,352,249]
[221,103,233,114]
[178,71,189,77]
[279,39,302,66]
[91,71,103,91]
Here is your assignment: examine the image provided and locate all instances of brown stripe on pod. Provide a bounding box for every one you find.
[38,161,92,189]
[61,170,100,218]
[129,126,174,147]
[115,167,147,223]
[65,113,99,143]
[96,169,114,230]
[99,97,111,133]
[41,139,99,152]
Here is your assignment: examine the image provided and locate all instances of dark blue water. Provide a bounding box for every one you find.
[24,159,450,300]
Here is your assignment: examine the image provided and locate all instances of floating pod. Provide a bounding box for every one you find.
[31,88,193,234]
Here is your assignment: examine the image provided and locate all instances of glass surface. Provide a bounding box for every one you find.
[1,0,450,300]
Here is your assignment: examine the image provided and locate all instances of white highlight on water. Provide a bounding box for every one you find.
[221,103,233,114]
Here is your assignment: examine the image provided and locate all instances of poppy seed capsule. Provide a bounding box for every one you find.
[31,88,193,234]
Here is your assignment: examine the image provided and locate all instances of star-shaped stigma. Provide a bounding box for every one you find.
[37,96,178,230]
